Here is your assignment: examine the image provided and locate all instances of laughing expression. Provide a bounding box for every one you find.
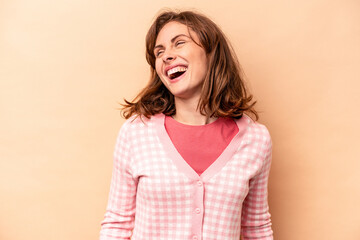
[154,21,208,101]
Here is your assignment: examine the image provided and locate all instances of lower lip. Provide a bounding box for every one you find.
[169,71,187,83]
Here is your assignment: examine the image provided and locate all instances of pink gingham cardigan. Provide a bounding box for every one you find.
[100,113,273,240]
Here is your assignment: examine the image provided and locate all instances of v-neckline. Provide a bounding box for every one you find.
[153,113,249,182]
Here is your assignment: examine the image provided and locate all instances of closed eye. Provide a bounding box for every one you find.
[154,41,185,57]
[155,50,164,57]
[176,41,185,46]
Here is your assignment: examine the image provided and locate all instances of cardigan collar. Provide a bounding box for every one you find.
[152,113,249,182]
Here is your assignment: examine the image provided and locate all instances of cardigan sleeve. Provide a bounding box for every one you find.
[100,121,137,240]
[240,131,273,240]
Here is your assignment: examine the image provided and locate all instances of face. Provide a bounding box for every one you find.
[154,21,208,101]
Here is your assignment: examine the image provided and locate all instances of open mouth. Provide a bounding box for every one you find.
[169,71,185,79]
[167,66,187,80]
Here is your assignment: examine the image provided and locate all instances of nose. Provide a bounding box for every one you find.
[162,49,176,63]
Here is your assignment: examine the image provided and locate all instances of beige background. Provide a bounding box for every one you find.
[1,0,359,239]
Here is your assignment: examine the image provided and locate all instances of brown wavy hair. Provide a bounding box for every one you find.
[121,9,258,120]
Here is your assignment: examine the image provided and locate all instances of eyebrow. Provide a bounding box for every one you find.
[154,34,190,52]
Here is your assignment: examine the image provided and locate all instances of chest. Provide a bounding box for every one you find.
[130,137,262,205]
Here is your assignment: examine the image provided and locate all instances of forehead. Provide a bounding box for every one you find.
[155,21,196,44]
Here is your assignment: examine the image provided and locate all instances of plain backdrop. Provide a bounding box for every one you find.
[1,0,359,239]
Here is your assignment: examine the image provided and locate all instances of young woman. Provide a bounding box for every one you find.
[100,10,273,240]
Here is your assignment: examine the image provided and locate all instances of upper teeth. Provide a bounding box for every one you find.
[167,66,187,77]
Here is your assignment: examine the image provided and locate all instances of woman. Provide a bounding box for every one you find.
[100,10,273,240]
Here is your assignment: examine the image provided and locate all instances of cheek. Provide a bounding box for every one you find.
[155,62,167,85]
[155,58,163,74]
[194,57,208,76]
[155,62,161,76]
[190,49,208,68]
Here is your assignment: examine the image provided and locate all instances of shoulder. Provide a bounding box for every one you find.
[238,114,272,149]
[117,114,163,138]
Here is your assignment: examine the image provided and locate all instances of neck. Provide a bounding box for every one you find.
[172,96,217,125]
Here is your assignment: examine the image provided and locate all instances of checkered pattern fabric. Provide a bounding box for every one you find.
[100,113,273,240]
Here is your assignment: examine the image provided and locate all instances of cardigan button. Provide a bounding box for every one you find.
[197,181,203,186]
[195,208,201,214]
[192,235,198,240]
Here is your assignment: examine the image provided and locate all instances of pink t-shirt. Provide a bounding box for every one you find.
[164,115,239,175]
